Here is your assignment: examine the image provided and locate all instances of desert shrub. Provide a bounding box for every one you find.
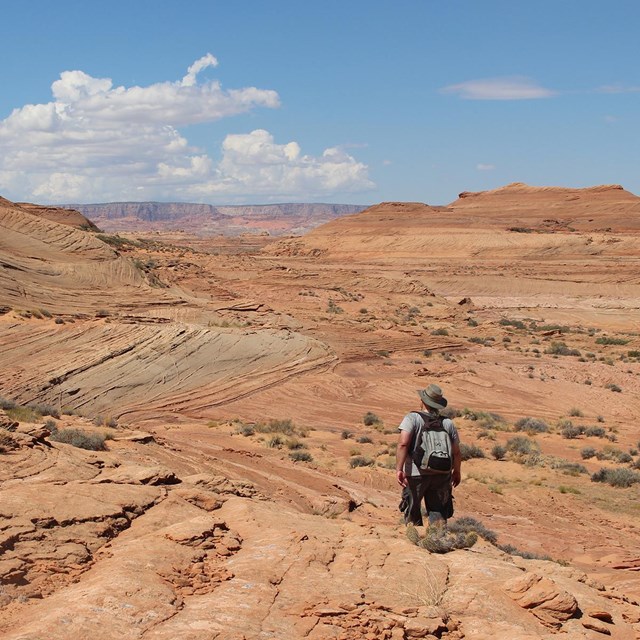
[467,318,478,327]
[506,436,540,457]
[462,409,507,430]
[627,350,640,358]
[459,443,485,460]
[349,456,375,468]
[254,419,299,436]
[497,544,552,561]
[499,318,526,330]
[50,428,106,451]
[440,406,463,419]
[468,337,490,345]
[545,342,580,356]
[568,407,583,417]
[28,403,60,419]
[431,328,449,336]
[266,436,284,448]
[326,299,344,314]
[44,418,57,430]
[234,423,255,437]
[447,516,498,544]
[585,426,606,438]
[617,452,633,464]
[595,336,629,346]
[0,397,17,410]
[605,383,622,393]
[54,318,65,325]
[561,424,584,439]
[363,411,381,426]
[289,451,313,462]
[549,459,588,475]
[341,430,353,440]
[286,438,307,450]
[514,417,549,434]
[491,444,507,460]
[631,459,640,470]
[580,447,596,459]
[357,435,373,444]
[591,468,640,488]
[594,445,629,463]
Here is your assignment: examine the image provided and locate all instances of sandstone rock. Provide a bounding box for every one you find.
[403,616,448,638]
[582,620,612,635]
[587,609,614,623]
[504,572,578,627]
[91,464,181,485]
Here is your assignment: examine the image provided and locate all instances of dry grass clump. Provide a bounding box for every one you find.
[447,516,498,544]
[289,451,313,463]
[349,455,375,468]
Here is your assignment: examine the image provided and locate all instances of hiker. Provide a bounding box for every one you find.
[396,383,461,527]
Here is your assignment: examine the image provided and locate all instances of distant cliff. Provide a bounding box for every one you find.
[62,202,367,236]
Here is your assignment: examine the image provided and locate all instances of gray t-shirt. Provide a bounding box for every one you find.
[398,411,460,476]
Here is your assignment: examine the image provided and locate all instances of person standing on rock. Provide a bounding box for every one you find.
[396,384,461,527]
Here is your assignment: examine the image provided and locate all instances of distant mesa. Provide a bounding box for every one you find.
[61,201,367,236]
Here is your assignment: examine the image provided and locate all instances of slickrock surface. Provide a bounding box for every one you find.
[1,187,640,638]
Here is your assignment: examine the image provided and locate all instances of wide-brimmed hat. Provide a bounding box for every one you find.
[417,384,447,411]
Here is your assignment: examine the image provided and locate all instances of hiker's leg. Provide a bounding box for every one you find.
[423,474,452,526]
[405,476,426,526]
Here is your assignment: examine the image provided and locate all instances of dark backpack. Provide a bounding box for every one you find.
[411,412,453,474]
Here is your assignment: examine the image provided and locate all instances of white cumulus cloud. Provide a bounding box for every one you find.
[0,56,374,203]
[440,76,555,100]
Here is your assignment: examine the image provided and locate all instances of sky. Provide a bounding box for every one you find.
[0,0,638,206]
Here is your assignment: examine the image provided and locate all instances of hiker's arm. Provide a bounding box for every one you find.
[451,440,462,487]
[396,430,412,487]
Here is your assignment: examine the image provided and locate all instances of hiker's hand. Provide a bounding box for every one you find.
[451,469,461,488]
[396,470,407,487]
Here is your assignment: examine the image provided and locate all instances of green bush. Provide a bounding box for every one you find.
[550,459,588,475]
[580,447,596,459]
[50,428,106,451]
[499,318,526,330]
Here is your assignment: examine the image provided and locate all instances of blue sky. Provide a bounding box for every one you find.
[1,0,638,205]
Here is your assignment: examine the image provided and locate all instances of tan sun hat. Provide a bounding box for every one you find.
[417,383,448,411]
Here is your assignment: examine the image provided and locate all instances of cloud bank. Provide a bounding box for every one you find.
[440,76,555,100]
[0,55,373,202]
